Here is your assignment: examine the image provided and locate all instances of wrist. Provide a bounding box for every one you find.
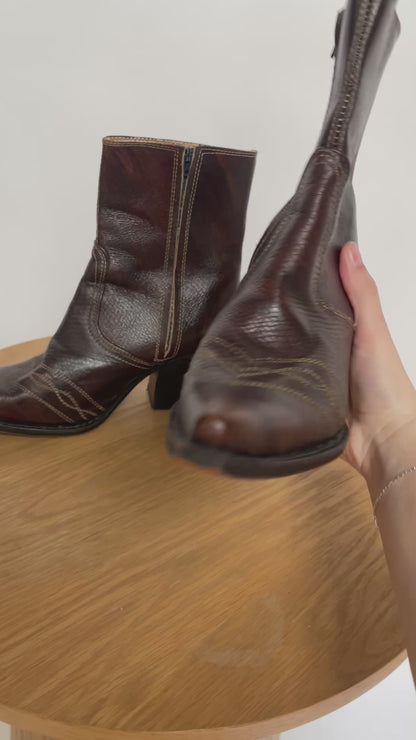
[362,416,416,504]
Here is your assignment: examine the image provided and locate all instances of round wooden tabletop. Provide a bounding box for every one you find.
[0,339,404,740]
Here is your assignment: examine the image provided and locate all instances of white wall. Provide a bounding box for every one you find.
[0,0,415,737]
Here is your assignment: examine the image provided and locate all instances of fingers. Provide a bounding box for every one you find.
[339,242,385,332]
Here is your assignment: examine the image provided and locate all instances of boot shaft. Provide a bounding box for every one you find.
[318,0,399,166]
[247,0,399,313]
[97,137,256,362]
[0,135,256,432]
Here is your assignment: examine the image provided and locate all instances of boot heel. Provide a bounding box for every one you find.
[148,356,192,410]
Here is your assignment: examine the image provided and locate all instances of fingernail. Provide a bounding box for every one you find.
[349,242,362,267]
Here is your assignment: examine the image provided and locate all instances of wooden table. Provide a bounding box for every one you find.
[0,339,405,740]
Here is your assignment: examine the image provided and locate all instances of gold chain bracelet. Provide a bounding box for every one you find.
[373,465,416,526]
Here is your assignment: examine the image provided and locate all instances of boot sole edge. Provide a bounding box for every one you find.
[0,381,140,437]
[167,403,349,479]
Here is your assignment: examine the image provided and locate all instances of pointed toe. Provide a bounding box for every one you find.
[193,415,228,448]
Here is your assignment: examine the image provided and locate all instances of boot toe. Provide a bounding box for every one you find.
[194,416,229,448]
[187,381,343,458]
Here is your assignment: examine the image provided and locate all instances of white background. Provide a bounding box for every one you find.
[0,0,415,737]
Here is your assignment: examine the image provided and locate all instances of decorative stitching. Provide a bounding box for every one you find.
[202,375,332,419]
[310,147,347,174]
[201,335,340,411]
[103,136,257,158]
[308,151,354,326]
[171,150,204,357]
[249,199,295,269]
[89,249,141,370]
[207,336,332,372]
[154,149,179,362]
[195,346,336,408]
[200,343,328,372]
[104,137,199,147]
[320,301,353,323]
[96,244,152,366]
[98,144,255,364]
[252,146,352,326]
[93,144,256,366]
[248,151,345,274]
[163,148,189,358]
[92,144,181,369]
[240,365,326,384]
[31,372,98,421]
[17,383,74,424]
[219,358,329,390]
[91,244,153,369]
[40,363,105,411]
[94,242,98,284]
[180,147,352,424]
[169,149,257,358]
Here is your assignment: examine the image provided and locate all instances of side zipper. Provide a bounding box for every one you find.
[164,146,195,358]
[328,0,378,151]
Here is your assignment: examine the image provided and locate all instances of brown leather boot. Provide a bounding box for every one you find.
[0,137,256,435]
[168,0,400,478]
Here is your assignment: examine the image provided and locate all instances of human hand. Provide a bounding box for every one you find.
[339,242,416,492]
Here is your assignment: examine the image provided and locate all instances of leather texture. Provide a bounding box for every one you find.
[0,136,256,433]
[169,0,400,472]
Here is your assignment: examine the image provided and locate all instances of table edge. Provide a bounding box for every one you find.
[0,651,406,739]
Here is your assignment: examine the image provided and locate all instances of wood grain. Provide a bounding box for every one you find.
[0,339,404,740]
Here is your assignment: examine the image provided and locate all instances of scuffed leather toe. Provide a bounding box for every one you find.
[185,373,344,458]
[194,416,229,448]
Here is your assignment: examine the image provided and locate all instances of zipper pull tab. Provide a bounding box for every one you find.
[331,9,345,58]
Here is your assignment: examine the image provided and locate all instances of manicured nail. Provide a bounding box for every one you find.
[349,242,362,267]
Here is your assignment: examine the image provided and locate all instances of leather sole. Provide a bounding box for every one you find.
[167,402,349,478]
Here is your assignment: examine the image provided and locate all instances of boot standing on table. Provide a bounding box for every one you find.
[0,137,256,435]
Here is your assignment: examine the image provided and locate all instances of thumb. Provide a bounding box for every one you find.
[339,241,385,333]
